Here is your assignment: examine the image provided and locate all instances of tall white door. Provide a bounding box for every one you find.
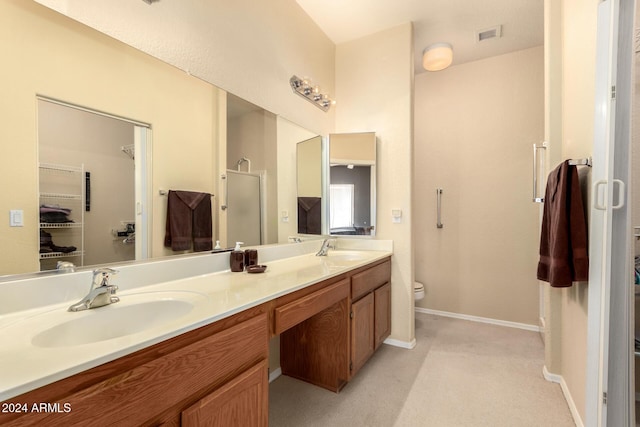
[585,0,634,425]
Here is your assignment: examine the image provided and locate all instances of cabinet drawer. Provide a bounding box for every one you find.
[5,313,268,426]
[275,278,349,334]
[351,260,391,301]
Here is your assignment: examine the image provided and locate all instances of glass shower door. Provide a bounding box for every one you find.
[225,170,262,247]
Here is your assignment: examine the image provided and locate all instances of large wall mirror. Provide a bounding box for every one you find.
[0,2,315,277]
[329,132,376,236]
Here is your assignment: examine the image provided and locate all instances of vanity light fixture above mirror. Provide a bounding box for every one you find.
[290,76,335,112]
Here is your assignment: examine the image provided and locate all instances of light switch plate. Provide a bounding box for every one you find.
[392,209,402,223]
[10,210,24,227]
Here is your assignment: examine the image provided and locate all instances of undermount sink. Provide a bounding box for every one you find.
[325,250,368,261]
[31,291,208,348]
[322,250,369,264]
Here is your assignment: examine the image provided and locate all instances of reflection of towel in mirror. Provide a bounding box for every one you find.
[164,190,213,252]
[537,160,589,287]
[298,197,321,234]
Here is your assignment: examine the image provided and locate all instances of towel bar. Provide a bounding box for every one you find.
[158,189,214,197]
[569,157,592,167]
[532,144,591,204]
[532,142,547,203]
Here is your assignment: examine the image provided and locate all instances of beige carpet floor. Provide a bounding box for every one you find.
[269,312,575,426]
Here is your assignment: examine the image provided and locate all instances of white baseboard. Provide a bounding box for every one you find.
[269,367,282,383]
[383,337,416,349]
[415,307,540,332]
[542,366,584,427]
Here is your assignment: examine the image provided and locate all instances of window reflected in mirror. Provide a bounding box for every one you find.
[330,184,354,228]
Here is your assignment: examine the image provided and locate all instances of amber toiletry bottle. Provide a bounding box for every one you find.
[230,242,245,272]
[244,249,258,269]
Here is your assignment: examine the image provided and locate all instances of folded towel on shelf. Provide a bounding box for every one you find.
[40,204,73,223]
[537,160,589,287]
[40,212,74,223]
[40,205,72,215]
[164,190,213,252]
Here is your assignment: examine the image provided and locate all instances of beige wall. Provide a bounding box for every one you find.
[544,0,598,422]
[414,47,544,325]
[276,118,318,243]
[0,1,219,274]
[329,132,376,164]
[296,137,323,198]
[336,23,415,345]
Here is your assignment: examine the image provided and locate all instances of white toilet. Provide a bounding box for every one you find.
[414,281,425,302]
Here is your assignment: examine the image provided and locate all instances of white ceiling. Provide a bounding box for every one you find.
[295,0,544,74]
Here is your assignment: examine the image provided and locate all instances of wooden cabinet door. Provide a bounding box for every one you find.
[350,292,374,377]
[374,282,391,349]
[181,359,268,427]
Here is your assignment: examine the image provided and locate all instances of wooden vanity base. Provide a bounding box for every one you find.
[1,256,391,426]
[277,257,392,392]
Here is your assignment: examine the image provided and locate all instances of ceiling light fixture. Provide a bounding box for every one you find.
[290,76,335,112]
[422,43,453,72]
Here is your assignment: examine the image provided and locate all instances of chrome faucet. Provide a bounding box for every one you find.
[68,268,120,312]
[56,261,76,273]
[315,238,336,256]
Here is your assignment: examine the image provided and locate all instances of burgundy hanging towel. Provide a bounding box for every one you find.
[164,190,213,252]
[537,160,589,287]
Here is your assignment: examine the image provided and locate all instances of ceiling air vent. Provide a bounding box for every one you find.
[476,25,502,43]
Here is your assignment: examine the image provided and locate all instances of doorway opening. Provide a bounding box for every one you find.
[36,97,151,269]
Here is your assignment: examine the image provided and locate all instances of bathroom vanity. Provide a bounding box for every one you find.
[0,242,391,426]
[277,257,390,392]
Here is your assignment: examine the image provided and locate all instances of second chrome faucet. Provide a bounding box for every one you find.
[315,238,336,256]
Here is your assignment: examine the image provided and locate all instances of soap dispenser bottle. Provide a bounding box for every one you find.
[230,242,245,272]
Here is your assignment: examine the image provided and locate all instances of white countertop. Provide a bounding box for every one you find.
[0,243,391,401]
